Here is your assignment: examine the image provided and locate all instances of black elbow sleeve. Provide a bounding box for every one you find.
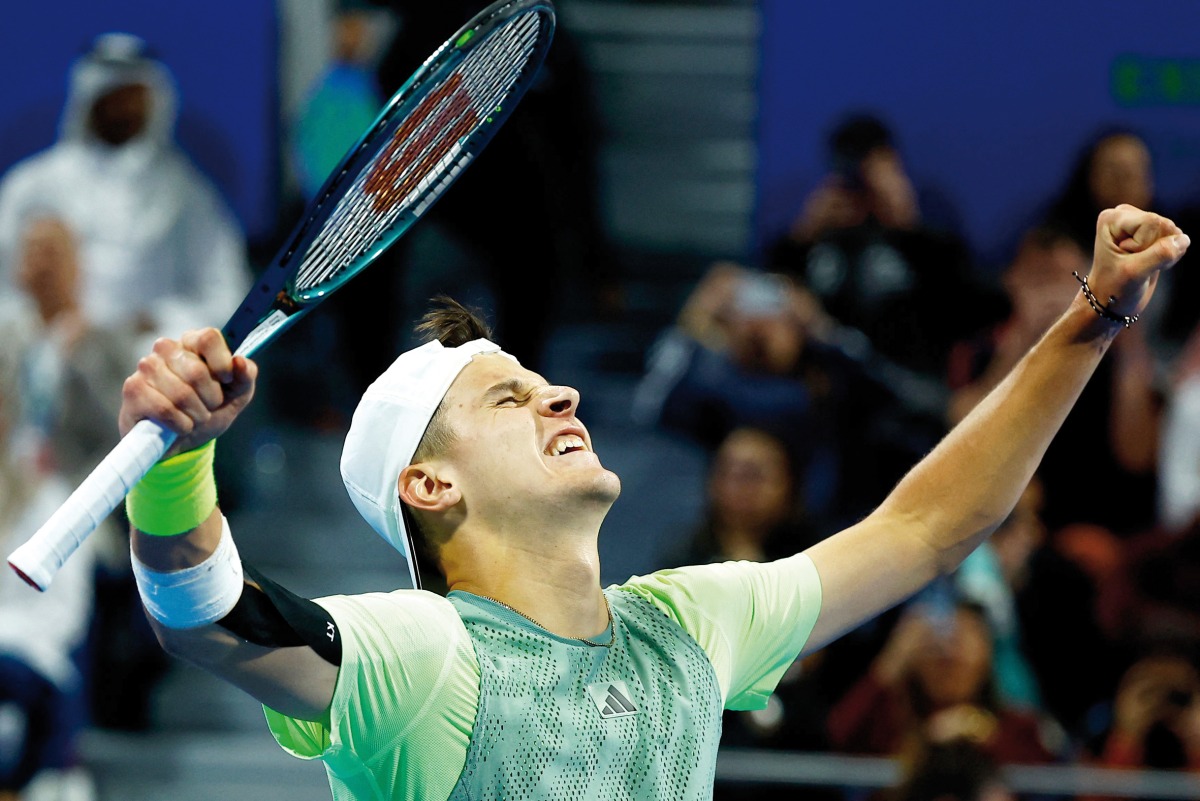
[217,562,342,666]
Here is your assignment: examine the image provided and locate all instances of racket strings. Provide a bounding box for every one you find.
[294,12,544,293]
[303,18,538,288]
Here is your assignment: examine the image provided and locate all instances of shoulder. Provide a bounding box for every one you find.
[615,554,822,638]
[316,588,463,635]
[318,589,470,658]
[620,555,820,604]
[0,145,80,195]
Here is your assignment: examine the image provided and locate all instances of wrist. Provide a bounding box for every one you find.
[1063,290,1125,345]
[132,514,243,629]
[127,439,218,537]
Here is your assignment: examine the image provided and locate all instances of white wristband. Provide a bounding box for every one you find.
[132,515,245,629]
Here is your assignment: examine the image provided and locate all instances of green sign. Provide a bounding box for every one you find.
[1112,55,1200,106]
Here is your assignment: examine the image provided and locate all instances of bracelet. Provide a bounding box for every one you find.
[127,440,218,536]
[132,514,244,629]
[1072,271,1139,328]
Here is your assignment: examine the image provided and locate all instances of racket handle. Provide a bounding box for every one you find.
[7,419,178,591]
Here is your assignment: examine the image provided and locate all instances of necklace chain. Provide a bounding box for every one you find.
[475,592,615,648]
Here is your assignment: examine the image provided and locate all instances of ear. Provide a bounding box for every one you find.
[397,463,461,513]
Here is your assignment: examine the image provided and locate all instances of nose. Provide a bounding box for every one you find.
[537,385,579,417]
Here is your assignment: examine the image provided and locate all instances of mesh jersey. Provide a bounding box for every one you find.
[445,588,722,799]
[265,554,823,800]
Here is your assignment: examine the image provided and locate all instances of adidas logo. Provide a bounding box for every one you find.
[587,681,639,719]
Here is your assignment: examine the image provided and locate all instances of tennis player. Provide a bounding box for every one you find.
[123,204,1187,800]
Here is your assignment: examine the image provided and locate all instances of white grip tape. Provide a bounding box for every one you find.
[132,514,244,630]
[7,419,178,591]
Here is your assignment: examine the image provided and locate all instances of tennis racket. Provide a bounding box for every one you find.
[9,0,556,591]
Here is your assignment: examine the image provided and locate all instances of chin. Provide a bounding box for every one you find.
[581,467,622,505]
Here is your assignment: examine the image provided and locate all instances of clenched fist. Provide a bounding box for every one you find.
[119,328,257,458]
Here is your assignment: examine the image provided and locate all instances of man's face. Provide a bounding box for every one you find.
[1089,134,1153,212]
[89,83,151,146]
[17,217,79,312]
[432,354,621,532]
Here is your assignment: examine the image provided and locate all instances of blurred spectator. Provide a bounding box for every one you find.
[1159,324,1200,534]
[1038,127,1200,364]
[768,112,1004,379]
[1078,649,1200,801]
[0,214,168,737]
[826,599,1060,765]
[891,735,1014,801]
[635,262,928,530]
[1014,529,1130,742]
[0,220,110,800]
[0,32,250,357]
[0,424,97,801]
[663,425,835,801]
[954,480,1046,711]
[1126,522,1200,655]
[0,216,128,483]
[661,425,820,568]
[1043,129,1154,257]
[635,265,822,449]
[290,6,387,202]
[321,0,617,390]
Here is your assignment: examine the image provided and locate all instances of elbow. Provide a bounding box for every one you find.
[148,618,205,664]
[150,620,184,658]
[935,533,985,576]
[903,507,997,579]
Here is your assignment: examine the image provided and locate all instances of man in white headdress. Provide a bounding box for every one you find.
[0,32,249,353]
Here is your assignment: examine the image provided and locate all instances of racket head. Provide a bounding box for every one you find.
[224,0,554,352]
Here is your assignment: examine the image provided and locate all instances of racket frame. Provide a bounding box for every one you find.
[225,0,556,359]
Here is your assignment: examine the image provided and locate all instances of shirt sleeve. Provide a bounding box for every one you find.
[263,588,479,797]
[619,553,823,711]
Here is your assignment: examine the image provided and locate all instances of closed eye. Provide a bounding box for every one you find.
[495,395,529,407]
[483,378,542,407]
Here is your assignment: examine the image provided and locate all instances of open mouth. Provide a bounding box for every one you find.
[545,433,588,456]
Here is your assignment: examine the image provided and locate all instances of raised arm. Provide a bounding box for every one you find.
[802,205,1190,652]
[121,328,338,721]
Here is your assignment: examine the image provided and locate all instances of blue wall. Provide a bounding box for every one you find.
[756,0,1200,267]
[0,2,278,242]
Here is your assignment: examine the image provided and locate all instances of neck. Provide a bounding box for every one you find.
[445,526,608,640]
[38,300,77,328]
[714,522,770,562]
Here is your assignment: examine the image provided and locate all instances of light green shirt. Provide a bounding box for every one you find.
[265,554,823,800]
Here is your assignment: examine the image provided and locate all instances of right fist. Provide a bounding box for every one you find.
[120,327,258,457]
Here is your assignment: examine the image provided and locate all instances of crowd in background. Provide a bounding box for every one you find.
[3,8,1200,801]
[636,115,1200,800]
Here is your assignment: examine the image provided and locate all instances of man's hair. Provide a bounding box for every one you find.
[828,112,894,169]
[413,294,494,349]
[410,296,493,462]
[406,297,495,578]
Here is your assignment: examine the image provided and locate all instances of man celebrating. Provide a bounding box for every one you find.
[122,205,1187,799]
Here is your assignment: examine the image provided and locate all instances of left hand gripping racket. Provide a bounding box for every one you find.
[9,0,556,590]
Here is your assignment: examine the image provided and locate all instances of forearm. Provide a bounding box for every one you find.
[127,440,243,636]
[131,506,224,571]
[131,505,338,722]
[128,439,223,571]
[879,293,1121,570]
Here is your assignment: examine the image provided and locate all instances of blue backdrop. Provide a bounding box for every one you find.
[0,2,278,242]
[756,0,1200,267]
